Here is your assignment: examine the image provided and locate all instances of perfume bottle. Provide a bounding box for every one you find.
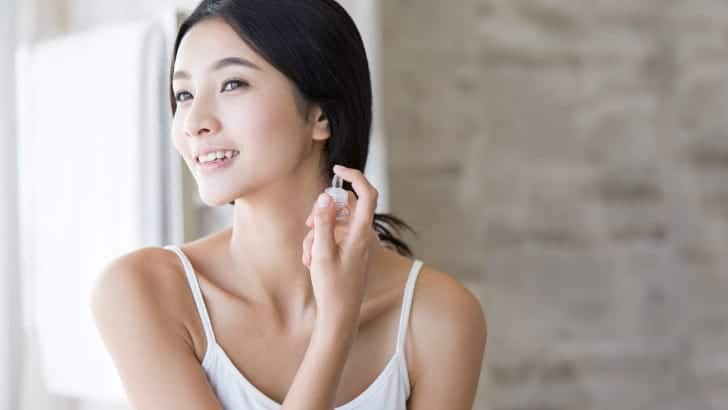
[324,174,350,220]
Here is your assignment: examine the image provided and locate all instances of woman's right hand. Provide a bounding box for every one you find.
[300,165,379,325]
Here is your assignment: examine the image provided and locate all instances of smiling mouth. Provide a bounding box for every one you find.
[196,150,240,164]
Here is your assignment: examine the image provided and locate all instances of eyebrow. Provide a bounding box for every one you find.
[172,56,261,81]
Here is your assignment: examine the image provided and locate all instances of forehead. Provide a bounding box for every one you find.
[174,18,264,71]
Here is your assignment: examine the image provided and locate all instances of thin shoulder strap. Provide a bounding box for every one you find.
[396,259,424,353]
[163,245,217,345]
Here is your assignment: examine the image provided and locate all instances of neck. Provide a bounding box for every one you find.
[226,160,326,323]
[217,155,393,329]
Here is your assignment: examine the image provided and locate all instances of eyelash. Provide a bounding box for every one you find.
[174,79,248,102]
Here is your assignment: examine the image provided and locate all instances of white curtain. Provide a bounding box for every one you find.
[0,1,22,410]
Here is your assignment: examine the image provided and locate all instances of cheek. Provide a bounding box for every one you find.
[224,98,307,158]
[168,91,309,175]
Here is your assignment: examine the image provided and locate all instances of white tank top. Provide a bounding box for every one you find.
[164,245,424,410]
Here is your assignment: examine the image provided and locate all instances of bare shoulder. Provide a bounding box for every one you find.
[90,247,223,409]
[409,265,487,351]
[380,250,486,342]
[90,246,197,353]
[407,264,487,405]
[91,247,188,314]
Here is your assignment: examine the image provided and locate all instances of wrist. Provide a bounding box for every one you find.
[313,311,359,342]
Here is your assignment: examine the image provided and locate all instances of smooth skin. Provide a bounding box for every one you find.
[91,17,486,410]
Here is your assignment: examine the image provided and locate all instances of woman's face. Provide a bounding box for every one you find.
[171,18,328,207]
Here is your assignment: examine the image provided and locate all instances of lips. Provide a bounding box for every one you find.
[195,149,240,163]
[196,152,239,172]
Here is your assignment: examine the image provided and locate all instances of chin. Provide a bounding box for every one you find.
[197,188,237,207]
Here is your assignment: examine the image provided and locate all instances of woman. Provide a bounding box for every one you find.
[92,1,486,409]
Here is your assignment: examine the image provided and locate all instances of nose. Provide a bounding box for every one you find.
[183,101,221,137]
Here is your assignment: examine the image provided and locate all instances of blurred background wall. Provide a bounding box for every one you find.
[11,0,728,410]
[380,1,728,410]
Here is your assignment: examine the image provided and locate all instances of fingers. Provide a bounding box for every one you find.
[303,165,377,262]
[306,189,355,227]
[332,165,378,250]
[311,192,338,264]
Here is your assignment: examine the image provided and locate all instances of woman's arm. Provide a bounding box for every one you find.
[406,270,487,410]
[280,313,358,410]
[91,249,224,410]
[283,165,381,409]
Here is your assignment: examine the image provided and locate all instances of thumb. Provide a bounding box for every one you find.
[312,193,337,263]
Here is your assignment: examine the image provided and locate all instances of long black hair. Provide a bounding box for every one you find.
[169,0,417,257]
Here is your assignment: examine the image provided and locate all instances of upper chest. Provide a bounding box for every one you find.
[175,253,414,406]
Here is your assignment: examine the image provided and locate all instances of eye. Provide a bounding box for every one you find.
[222,79,247,92]
[173,79,247,103]
[175,90,192,102]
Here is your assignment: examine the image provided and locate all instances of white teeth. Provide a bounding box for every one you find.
[198,150,239,164]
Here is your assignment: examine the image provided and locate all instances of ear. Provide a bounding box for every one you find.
[310,105,330,142]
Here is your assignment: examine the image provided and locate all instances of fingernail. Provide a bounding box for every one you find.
[318,193,331,208]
